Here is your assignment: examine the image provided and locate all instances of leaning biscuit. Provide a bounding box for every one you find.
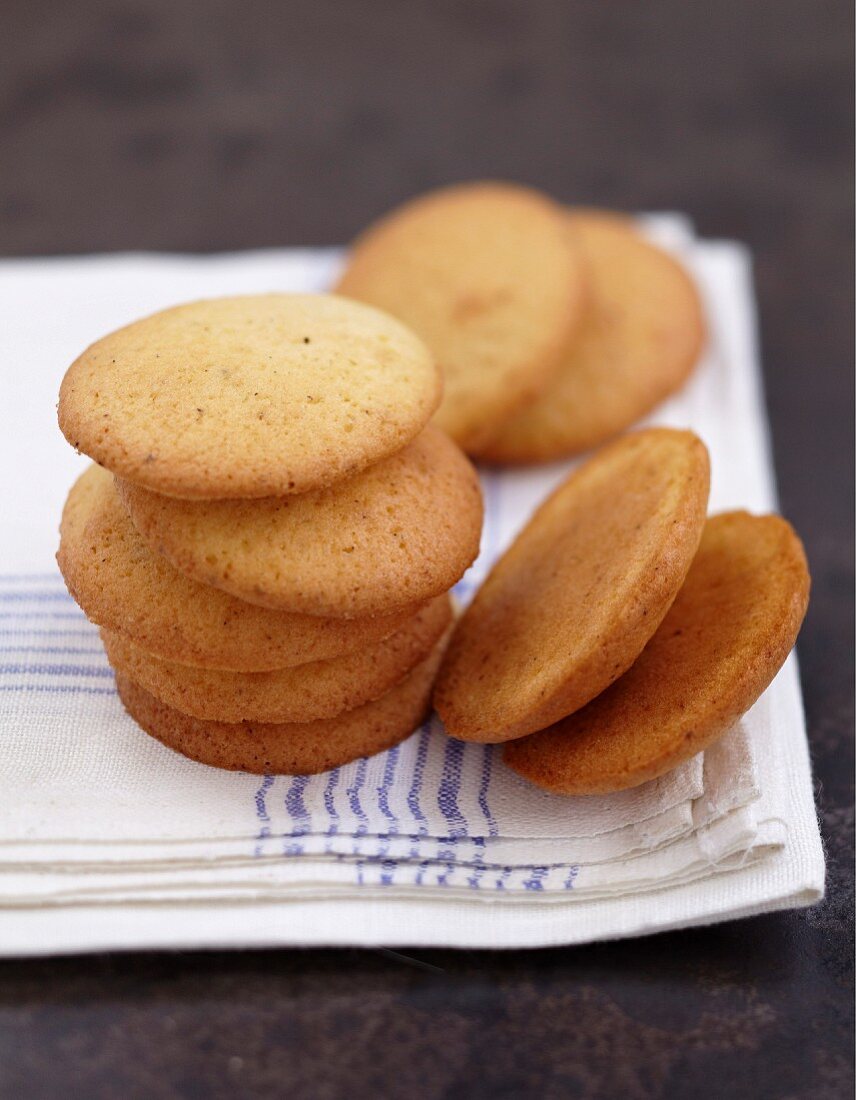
[115,634,447,775]
[434,429,710,742]
[102,594,452,723]
[117,426,483,618]
[58,466,422,671]
[335,182,585,451]
[476,211,705,463]
[58,293,441,499]
[504,512,810,794]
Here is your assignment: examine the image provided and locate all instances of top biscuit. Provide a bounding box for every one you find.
[58,293,441,499]
[476,211,705,463]
[335,182,584,451]
[433,428,710,743]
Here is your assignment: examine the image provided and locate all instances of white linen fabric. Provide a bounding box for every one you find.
[0,217,824,954]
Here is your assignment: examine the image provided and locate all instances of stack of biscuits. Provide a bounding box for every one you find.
[56,293,483,774]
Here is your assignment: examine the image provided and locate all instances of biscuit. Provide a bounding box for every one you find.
[335,182,584,451]
[58,293,441,499]
[117,426,483,618]
[58,466,421,671]
[115,634,447,774]
[476,211,705,463]
[102,594,452,723]
[504,512,810,794]
[434,429,710,742]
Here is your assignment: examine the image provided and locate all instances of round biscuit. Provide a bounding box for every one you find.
[116,426,482,618]
[504,512,810,794]
[335,182,584,451]
[434,429,711,742]
[58,293,441,499]
[477,211,705,463]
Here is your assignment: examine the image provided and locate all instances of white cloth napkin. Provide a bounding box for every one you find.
[0,217,824,954]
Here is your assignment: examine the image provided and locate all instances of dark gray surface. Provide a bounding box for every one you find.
[0,2,852,1097]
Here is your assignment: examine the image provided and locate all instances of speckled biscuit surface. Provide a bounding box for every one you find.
[477,211,705,463]
[115,634,447,775]
[58,293,441,499]
[117,426,483,618]
[434,429,711,743]
[102,594,452,723]
[504,512,810,794]
[58,466,421,671]
[335,182,584,451]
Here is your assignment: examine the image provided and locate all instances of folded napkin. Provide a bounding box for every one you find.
[0,217,824,954]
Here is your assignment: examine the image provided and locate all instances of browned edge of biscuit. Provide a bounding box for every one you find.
[115,629,451,775]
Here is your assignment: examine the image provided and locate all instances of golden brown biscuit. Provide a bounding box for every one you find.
[116,426,483,618]
[434,429,710,742]
[102,594,452,723]
[504,512,810,794]
[58,466,421,671]
[476,211,705,463]
[335,182,584,451]
[115,635,448,775]
[58,293,441,499]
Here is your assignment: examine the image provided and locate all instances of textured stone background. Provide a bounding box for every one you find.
[0,2,852,1097]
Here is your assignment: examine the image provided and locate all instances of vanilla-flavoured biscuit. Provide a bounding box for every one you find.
[58,293,441,499]
[117,426,483,618]
[477,211,705,463]
[434,429,710,743]
[102,594,452,723]
[335,182,584,451]
[505,512,810,794]
[115,634,448,774]
[58,466,421,671]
